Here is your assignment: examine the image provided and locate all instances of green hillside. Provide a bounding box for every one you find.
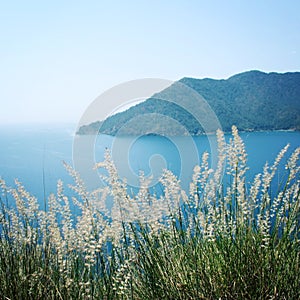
[77,71,300,135]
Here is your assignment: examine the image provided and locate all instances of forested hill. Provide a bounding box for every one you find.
[77,71,300,136]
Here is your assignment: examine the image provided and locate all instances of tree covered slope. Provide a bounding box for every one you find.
[78,71,300,135]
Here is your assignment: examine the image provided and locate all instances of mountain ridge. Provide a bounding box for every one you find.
[77,70,300,136]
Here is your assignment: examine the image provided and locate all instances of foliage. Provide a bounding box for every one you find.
[0,127,299,299]
[77,70,300,136]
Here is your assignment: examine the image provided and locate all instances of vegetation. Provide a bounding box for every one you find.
[78,70,300,135]
[0,126,299,299]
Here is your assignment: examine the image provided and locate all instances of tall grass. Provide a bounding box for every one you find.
[0,126,299,299]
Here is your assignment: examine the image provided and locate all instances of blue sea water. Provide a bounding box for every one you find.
[0,124,299,208]
[0,124,75,203]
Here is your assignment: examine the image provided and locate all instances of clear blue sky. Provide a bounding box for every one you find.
[0,0,299,124]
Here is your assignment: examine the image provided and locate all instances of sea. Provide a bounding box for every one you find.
[0,123,299,208]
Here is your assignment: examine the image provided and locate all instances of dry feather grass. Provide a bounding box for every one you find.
[0,126,299,299]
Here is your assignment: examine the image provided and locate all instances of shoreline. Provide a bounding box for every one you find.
[76,128,299,137]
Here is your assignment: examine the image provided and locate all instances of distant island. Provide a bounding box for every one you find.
[77,70,300,136]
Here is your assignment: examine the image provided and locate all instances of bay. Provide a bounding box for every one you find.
[0,124,299,208]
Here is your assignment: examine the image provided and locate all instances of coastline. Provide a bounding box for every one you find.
[76,128,299,137]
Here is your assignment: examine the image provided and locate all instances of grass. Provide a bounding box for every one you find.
[0,126,299,299]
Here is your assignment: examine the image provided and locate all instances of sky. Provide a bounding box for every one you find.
[0,0,299,124]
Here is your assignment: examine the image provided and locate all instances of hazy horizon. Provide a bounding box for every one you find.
[1,1,299,124]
